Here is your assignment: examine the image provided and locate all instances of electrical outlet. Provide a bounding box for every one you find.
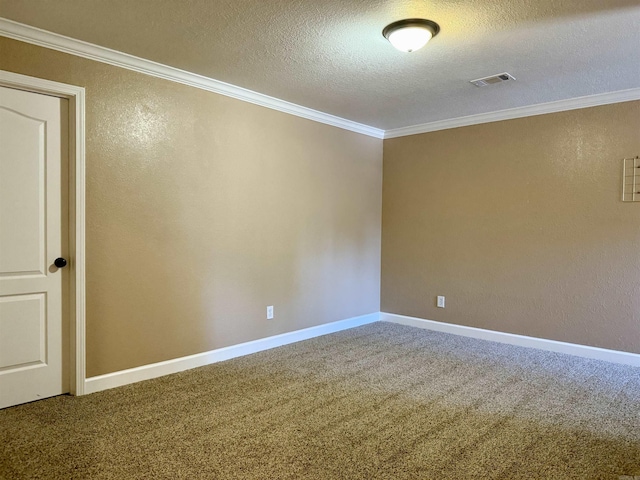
[437,296,445,308]
[267,305,274,320]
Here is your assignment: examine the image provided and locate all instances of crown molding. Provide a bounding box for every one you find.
[0,18,385,139]
[2,18,638,141]
[384,87,640,138]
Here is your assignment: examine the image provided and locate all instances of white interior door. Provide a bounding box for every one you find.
[0,85,69,409]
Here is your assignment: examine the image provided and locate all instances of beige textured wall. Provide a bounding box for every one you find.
[382,101,640,354]
[0,37,382,377]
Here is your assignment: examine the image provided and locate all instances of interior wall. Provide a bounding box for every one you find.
[382,100,640,354]
[0,37,383,377]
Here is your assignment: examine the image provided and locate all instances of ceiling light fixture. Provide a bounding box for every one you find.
[382,18,440,53]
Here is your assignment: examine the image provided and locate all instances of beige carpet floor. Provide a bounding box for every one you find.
[1,321,639,479]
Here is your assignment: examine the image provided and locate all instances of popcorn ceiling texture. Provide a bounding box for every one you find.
[1,323,639,479]
[1,0,639,129]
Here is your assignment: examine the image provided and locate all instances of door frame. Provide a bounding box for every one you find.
[0,70,86,396]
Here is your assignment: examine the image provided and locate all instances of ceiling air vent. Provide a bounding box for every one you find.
[470,72,516,87]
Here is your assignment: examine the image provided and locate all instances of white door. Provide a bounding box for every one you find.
[0,86,69,409]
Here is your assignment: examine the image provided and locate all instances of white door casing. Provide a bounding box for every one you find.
[0,70,86,404]
[0,86,69,408]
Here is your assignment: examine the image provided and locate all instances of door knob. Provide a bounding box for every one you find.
[54,257,67,268]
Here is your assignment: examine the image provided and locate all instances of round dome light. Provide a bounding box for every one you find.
[383,19,440,53]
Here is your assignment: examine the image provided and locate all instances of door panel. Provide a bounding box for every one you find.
[0,86,68,409]
[0,294,46,370]
[0,108,46,276]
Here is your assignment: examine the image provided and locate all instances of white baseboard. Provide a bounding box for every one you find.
[381,313,640,367]
[84,311,639,394]
[84,312,380,394]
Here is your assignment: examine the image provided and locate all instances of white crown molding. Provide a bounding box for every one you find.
[2,18,639,141]
[84,312,380,394]
[0,18,385,139]
[384,88,640,138]
[381,313,640,367]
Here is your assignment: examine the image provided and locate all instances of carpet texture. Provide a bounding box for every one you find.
[1,322,639,479]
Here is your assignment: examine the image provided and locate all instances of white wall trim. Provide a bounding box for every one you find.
[84,312,380,394]
[3,18,640,140]
[383,88,640,138]
[381,313,640,367]
[0,18,384,139]
[0,70,87,395]
[79,309,640,395]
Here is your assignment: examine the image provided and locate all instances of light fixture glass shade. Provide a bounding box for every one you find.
[387,27,432,52]
[383,19,440,53]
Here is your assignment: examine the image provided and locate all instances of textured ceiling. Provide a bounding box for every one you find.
[1,0,639,130]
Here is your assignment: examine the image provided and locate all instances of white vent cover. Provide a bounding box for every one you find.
[470,72,516,87]
[622,156,640,202]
